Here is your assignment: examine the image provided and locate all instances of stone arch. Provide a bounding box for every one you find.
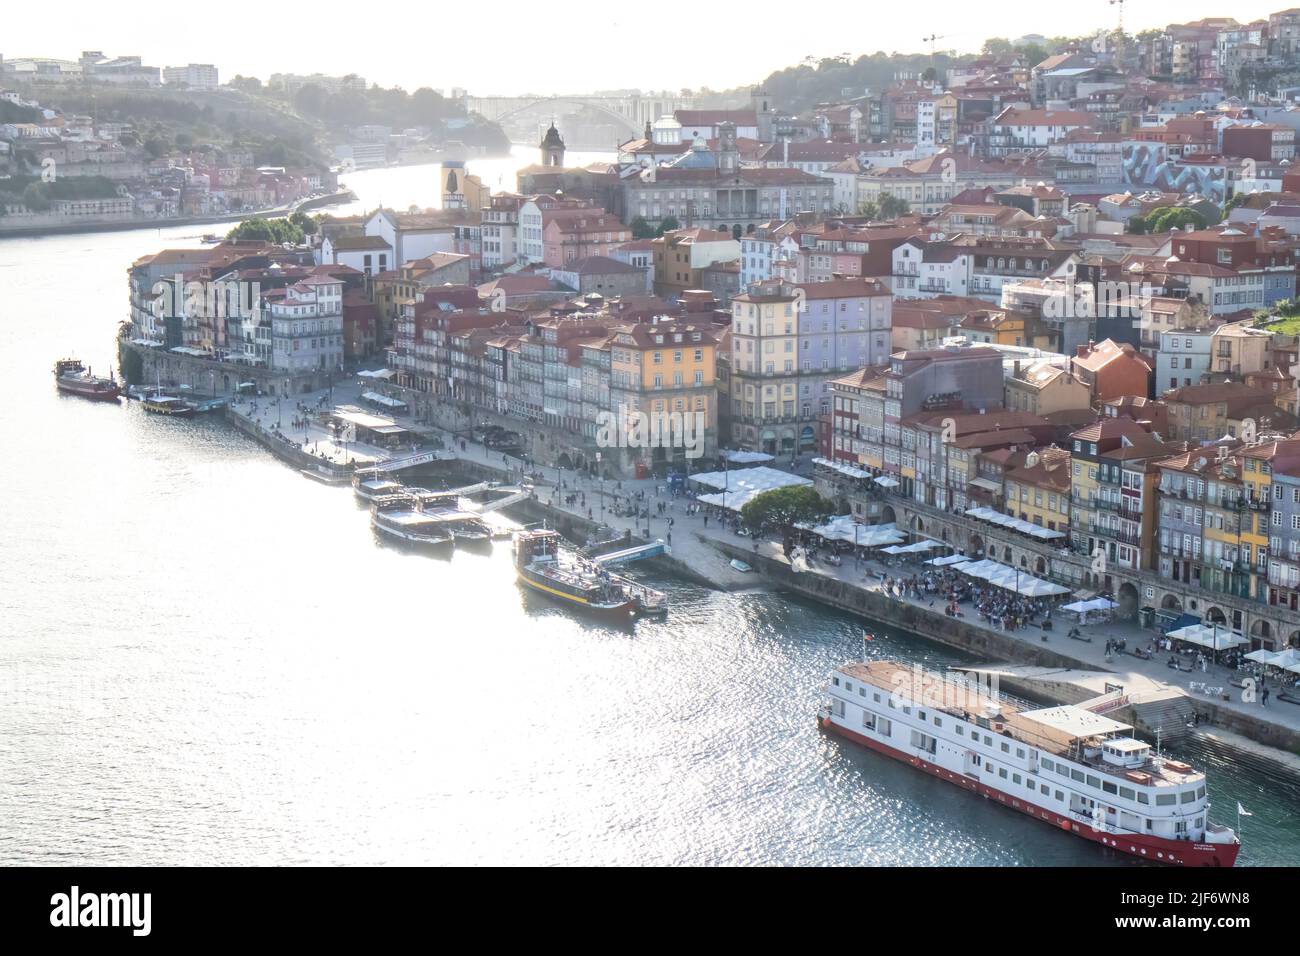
[1161,593,1182,612]
[1289,629,1300,648]
[880,505,896,525]
[912,516,925,533]
[1035,556,1046,575]
[1019,555,1028,567]
[1204,606,1228,626]
[1003,546,1012,562]
[1250,619,1273,641]
[1118,582,1140,622]
[968,533,984,556]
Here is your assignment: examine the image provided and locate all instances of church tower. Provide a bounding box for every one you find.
[717,121,739,175]
[540,123,566,167]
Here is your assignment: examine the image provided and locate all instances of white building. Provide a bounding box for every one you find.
[268,276,344,374]
[163,64,219,89]
[1156,327,1212,391]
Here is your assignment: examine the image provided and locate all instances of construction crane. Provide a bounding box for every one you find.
[922,34,950,67]
[1109,0,1126,63]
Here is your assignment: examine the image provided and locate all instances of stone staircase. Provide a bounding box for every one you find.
[1130,694,1199,745]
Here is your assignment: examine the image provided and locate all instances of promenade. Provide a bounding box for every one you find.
[224,378,1300,752]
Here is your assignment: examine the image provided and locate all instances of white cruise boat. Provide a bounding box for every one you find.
[819,660,1240,867]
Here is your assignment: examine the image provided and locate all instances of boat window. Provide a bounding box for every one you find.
[985,762,994,774]
[832,677,840,686]
[1195,817,1203,828]
[1071,769,1085,782]
[1041,758,1054,771]
[1156,793,1176,806]
[859,688,866,697]
[873,693,881,702]
[1040,784,1049,795]
[1102,781,1118,795]
[956,726,964,736]
[1197,786,1205,798]
[918,710,926,721]
[1137,792,1149,805]
[1119,786,1135,800]
[1055,790,1064,801]
[1013,773,1022,784]
[1000,742,1010,753]
[999,768,1008,779]
[933,717,942,728]
[1086,775,1101,789]
[1017,748,1025,758]
[983,735,992,746]
[1057,765,1070,778]
[878,718,892,736]
[1180,790,1196,804]
[863,712,877,731]
[1146,819,1153,830]
[845,682,853,692]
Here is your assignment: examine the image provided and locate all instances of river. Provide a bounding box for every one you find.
[0,157,1294,866]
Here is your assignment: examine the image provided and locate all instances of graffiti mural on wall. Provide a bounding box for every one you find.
[1121,143,1226,204]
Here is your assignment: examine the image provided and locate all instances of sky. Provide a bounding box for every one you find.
[1,1,1292,95]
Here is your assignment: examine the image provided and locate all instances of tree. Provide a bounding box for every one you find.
[657,215,681,236]
[630,215,656,239]
[740,486,835,538]
[856,200,881,220]
[1126,215,1147,235]
[227,216,304,244]
[878,193,911,218]
[22,182,50,211]
[289,210,318,236]
[1145,207,1206,233]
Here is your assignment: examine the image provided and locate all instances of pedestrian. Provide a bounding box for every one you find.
[1262,686,1270,707]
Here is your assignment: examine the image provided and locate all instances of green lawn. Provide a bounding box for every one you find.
[1261,316,1300,335]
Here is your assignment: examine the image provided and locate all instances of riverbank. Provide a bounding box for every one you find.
[202,375,1300,769]
[0,190,353,240]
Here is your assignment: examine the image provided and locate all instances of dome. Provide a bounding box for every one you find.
[540,123,565,149]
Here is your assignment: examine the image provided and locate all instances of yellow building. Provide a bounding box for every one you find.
[1004,447,1072,531]
[608,319,718,469]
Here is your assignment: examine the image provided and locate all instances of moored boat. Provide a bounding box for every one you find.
[512,529,637,620]
[141,395,195,417]
[370,507,454,552]
[53,359,120,402]
[819,659,1240,867]
[353,475,405,503]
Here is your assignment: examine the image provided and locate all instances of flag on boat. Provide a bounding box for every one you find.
[863,631,873,641]
[1238,802,1252,816]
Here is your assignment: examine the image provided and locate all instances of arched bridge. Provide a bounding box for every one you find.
[467,92,693,141]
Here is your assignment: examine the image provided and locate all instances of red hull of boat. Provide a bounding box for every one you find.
[56,380,121,402]
[819,716,1239,867]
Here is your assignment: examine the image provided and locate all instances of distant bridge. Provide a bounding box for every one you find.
[466,92,693,141]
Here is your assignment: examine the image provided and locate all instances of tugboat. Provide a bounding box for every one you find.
[53,359,120,402]
[512,529,641,620]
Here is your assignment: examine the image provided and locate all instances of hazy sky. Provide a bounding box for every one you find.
[2,1,1290,94]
